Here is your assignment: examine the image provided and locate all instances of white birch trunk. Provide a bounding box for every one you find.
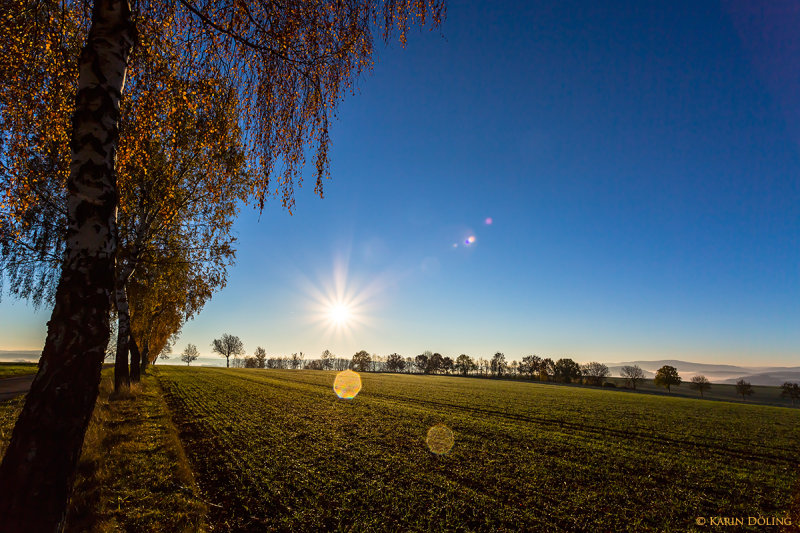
[0,0,135,530]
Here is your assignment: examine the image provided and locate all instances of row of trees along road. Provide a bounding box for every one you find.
[0,0,445,529]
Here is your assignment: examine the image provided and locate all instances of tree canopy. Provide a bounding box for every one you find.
[553,358,581,383]
[654,365,682,392]
[351,350,371,372]
[455,354,476,376]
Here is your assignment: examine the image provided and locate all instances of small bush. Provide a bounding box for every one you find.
[602,382,617,388]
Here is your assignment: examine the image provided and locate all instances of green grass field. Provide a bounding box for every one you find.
[0,362,38,379]
[156,367,800,532]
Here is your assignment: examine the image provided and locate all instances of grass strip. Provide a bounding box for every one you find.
[0,363,38,379]
[0,369,209,531]
[61,371,208,532]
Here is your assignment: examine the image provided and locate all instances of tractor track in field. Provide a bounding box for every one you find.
[154,368,800,532]
[205,370,799,468]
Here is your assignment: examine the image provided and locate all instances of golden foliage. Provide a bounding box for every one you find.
[1,0,445,321]
[1,0,247,318]
[138,0,446,211]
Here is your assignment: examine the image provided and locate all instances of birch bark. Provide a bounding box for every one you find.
[0,0,134,529]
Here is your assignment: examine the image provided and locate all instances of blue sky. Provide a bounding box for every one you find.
[1,0,798,366]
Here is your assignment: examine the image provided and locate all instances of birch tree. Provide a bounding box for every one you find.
[0,2,248,392]
[0,0,445,527]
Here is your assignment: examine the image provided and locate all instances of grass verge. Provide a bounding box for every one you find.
[64,370,208,532]
[0,396,25,457]
[0,370,208,532]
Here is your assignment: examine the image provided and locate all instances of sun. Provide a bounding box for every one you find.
[298,255,390,341]
[329,304,351,325]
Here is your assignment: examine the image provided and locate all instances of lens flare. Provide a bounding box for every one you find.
[426,424,455,454]
[464,235,476,245]
[333,370,362,399]
[485,217,493,225]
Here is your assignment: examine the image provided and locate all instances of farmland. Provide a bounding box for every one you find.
[0,362,37,379]
[156,367,800,531]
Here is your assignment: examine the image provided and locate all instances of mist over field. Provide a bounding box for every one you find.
[0,351,38,364]
[607,360,800,385]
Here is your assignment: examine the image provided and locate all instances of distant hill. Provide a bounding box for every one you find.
[605,360,800,385]
[719,371,800,387]
[0,350,40,363]
[607,365,655,379]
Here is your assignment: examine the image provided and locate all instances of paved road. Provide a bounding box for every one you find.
[0,374,35,402]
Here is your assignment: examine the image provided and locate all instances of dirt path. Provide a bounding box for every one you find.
[0,374,35,402]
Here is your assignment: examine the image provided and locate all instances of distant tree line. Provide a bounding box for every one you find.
[187,335,800,405]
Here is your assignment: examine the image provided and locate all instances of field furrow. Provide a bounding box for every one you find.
[157,368,800,532]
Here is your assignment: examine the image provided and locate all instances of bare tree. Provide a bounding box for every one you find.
[180,344,200,366]
[780,382,800,406]
[580,362,610,386]
[321,349,335,370]
[491,352,507,377]
[690,375,711,398]
[620,365,645,390]
[289,352,305,370]
[370,354,382,372]
[735,379,754,401]
[153,339,173,365]
[476,357,490,377]
[211,334,244,368]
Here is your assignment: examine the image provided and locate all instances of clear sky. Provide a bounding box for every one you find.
[1,0,798,366]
